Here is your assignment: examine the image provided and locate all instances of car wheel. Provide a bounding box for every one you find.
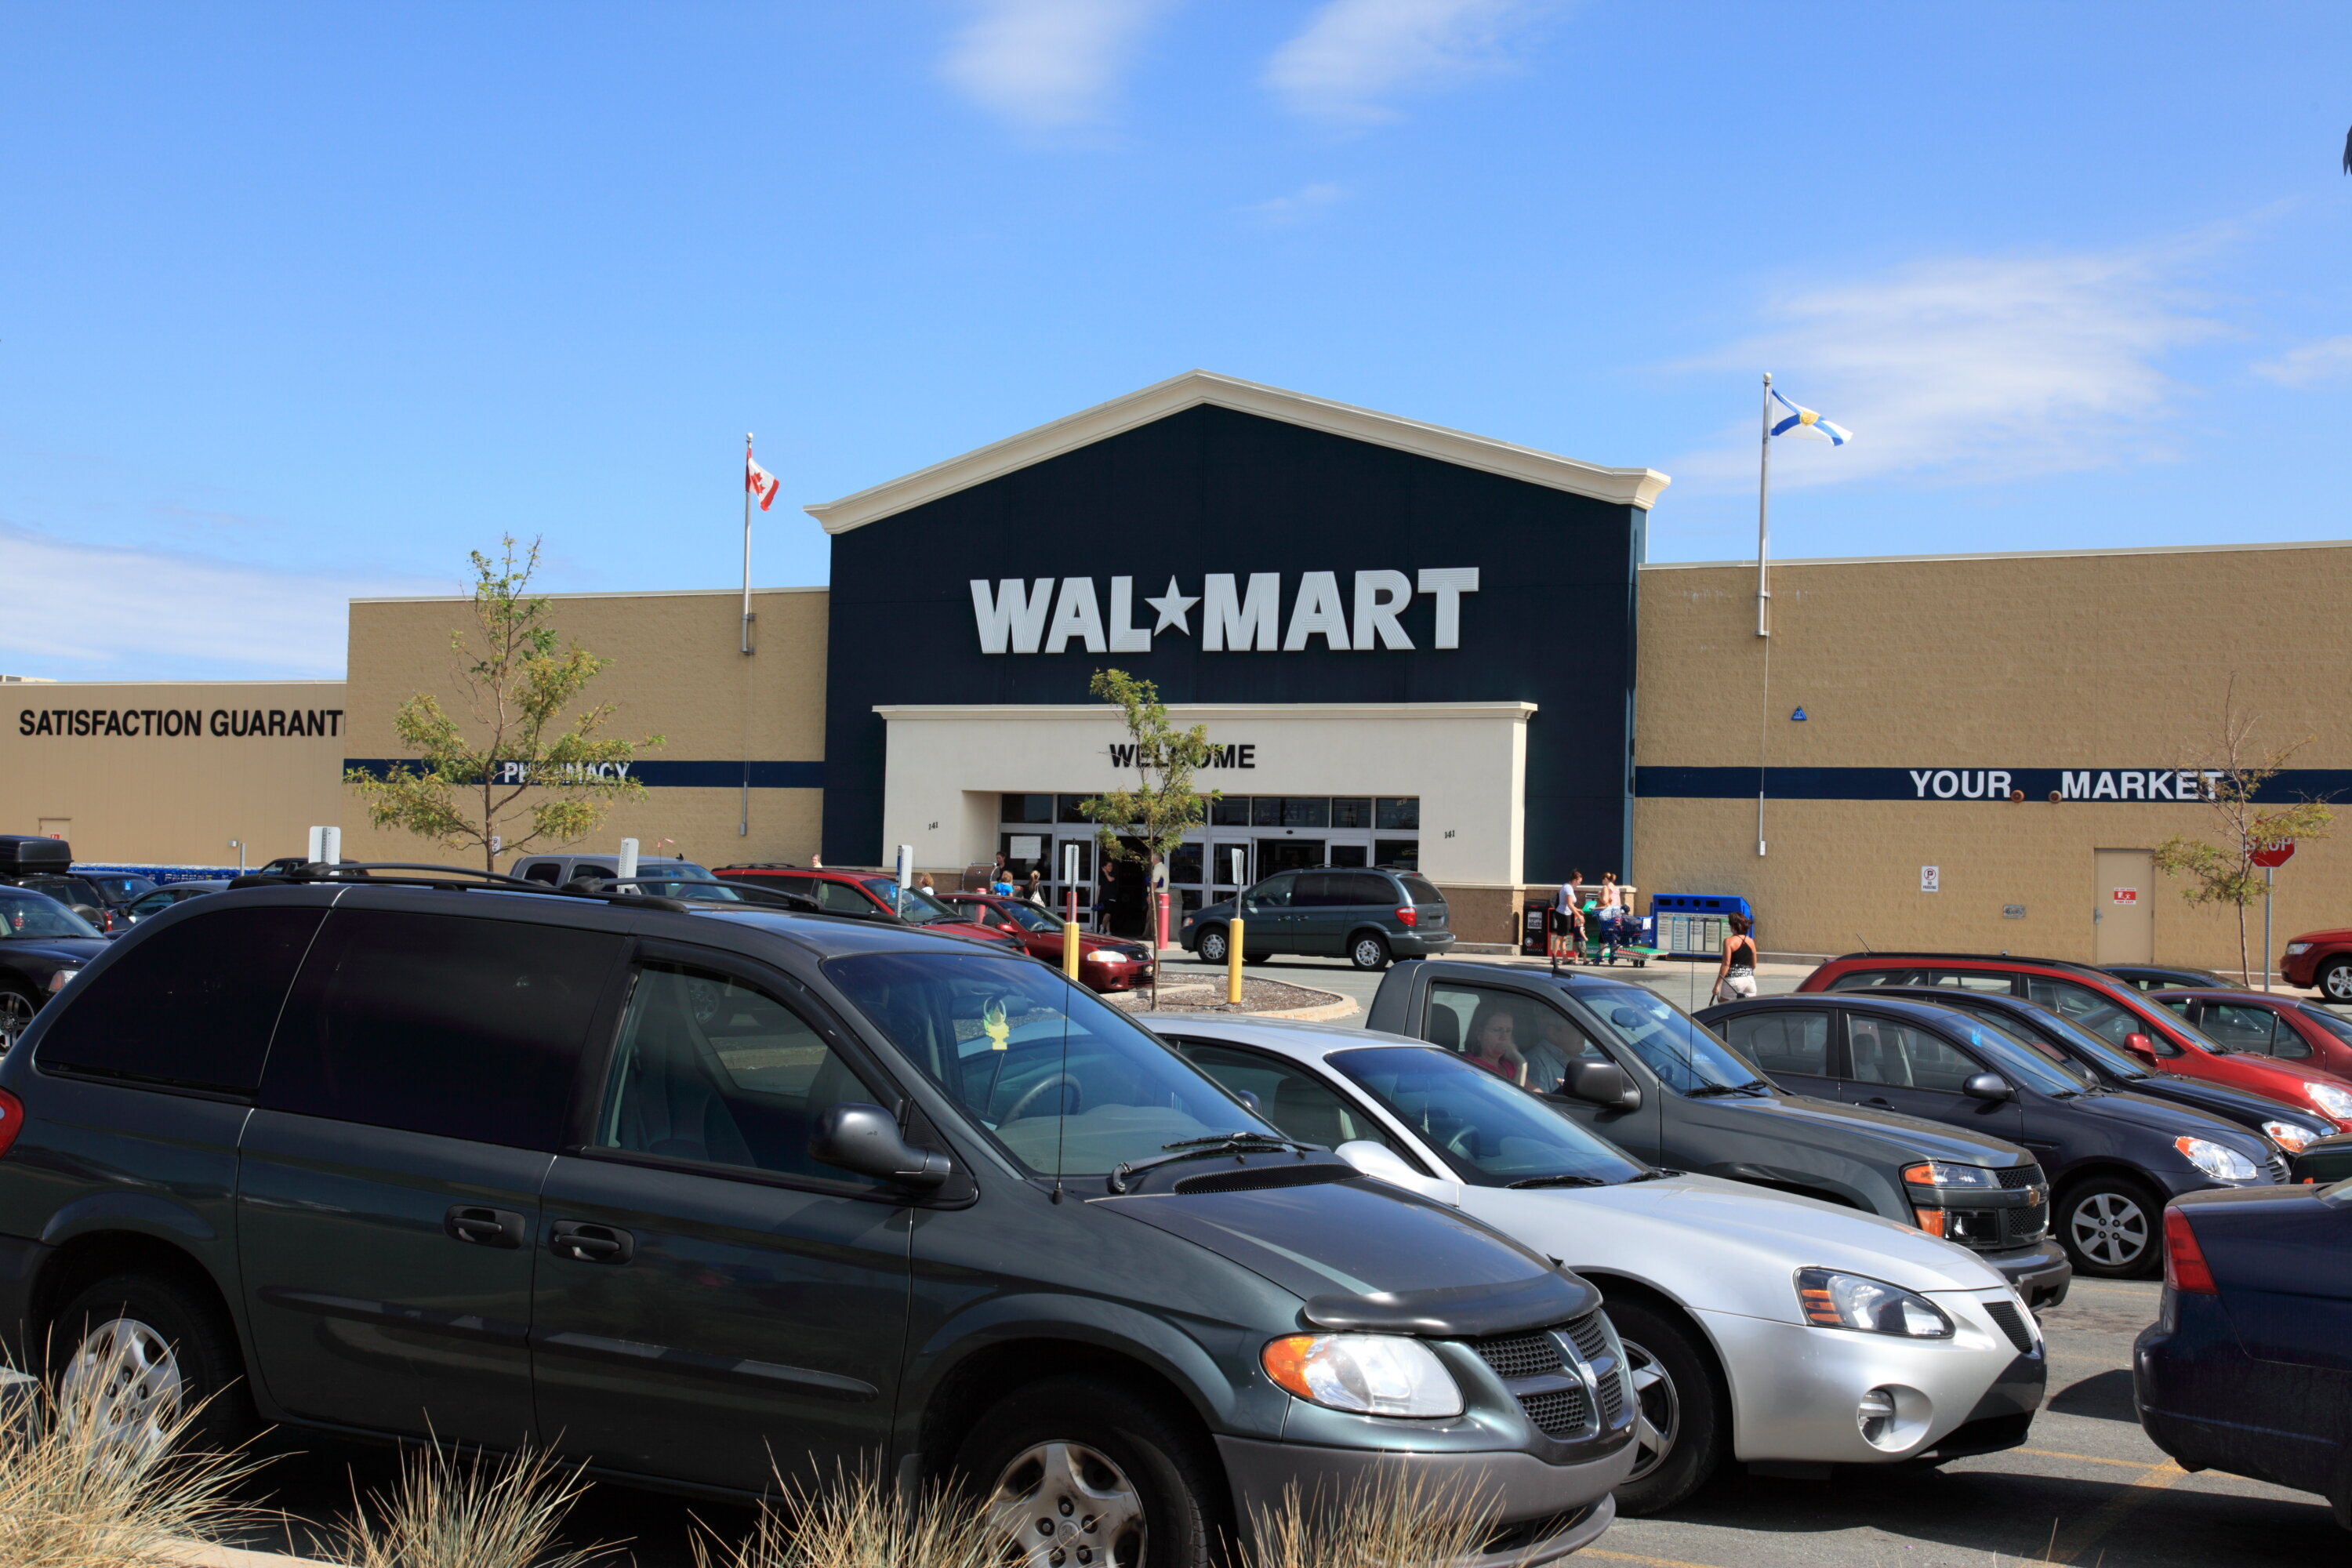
[1603,1298,1726,1516]
[956,1376,1223,1568]
[2321,958,2352,1004]
[0,983,38,1052]
[50,1269,256,1455]
[2060,1177,2161,1279]
[1195,927,1229,966]
[1347,933,1392,971]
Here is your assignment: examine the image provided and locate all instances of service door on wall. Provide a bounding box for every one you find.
[2094,849,2154,964]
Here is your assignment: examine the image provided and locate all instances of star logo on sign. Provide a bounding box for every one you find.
[1143,578,1198,635]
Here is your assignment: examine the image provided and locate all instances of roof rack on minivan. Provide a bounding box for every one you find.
[228,862,693,912]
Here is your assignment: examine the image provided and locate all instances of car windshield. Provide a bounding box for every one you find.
[988,900,1061,932]
[1939,1014,2094,1094]
[861,878,960,924]
[84,877,155,900]
[2296,1005,2352,1043]
[0,890,100,940]
[1575,982,1766,1094]
[1966,1000,2145,1082]
[825,951,1269,1178]
[1330,1045,1646,1188]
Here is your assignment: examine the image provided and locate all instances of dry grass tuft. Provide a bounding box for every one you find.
[693,1463,996,1568]
[334,1442,608,1568]
[1243,1469,1503,1568]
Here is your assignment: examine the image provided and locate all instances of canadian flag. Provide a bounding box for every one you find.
[746,450,780,512]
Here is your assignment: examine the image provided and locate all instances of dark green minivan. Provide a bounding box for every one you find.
[1181,868,1454,971]
[0,873,1632,1566]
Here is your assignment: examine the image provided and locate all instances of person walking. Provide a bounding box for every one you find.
[1548,869,1583,964]
[1711,914,1759,1003]
[1022,869,1045,904]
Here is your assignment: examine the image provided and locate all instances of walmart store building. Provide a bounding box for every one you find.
[7,371,2349,971]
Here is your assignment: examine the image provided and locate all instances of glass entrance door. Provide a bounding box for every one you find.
[1258,839,1326,876]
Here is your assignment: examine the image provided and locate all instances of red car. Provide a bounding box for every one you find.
[713,865,1022,953]
[941,893,1157,993]
[2147,989,2352,1086]
[2281,927,2352,1001]
[1800,953,2352,1133]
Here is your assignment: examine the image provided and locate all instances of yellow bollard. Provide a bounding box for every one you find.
[1227,918,1245,1005]
[1064,922,1082,981]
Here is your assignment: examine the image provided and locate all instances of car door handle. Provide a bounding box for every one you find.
[444,1205,526,1249]
[550,1220,635,1265]
[1860,1097,1894,1109]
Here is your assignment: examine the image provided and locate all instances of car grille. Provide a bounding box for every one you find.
[1516,1385,1592,1438]
[1997,1164,2045,1189]
[1472,1331,1563,1381]
[1465,1311,1621,1440]
[1949,1200,2049,1249]
[1983,1300,2036,1355]
[2266,1154,2290,1185]
[1566,1312,1626,1425]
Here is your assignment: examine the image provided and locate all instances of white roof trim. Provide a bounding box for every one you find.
[874,701,1537,723]
[806,371,1669,533]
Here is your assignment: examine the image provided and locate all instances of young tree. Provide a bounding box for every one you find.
[1079,669,1218,1006]
[2151,677,2333,984]
[345,536,664,873]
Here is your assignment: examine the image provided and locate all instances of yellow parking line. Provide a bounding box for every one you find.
[2031,1457,2190,1565]
[1582,1551,1737,1568]
[2013,1446,2163,1469]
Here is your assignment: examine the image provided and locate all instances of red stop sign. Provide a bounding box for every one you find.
[2251,840,2296,869]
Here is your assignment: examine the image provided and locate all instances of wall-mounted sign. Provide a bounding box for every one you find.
[1110,742,1256,770]
[1903,768,2223,801]
[1921,866,1940,893]
[18,706,346,739]
[2112,887,2139,904]
[970,569,1480,655]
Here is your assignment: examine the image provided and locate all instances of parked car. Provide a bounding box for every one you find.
[510,852,713,886]
[1366,960,2073,1307]
[1182,867,1454,971]
[1801,954,2352,1134]
[3,875,121,932]
[1148,1014,2048,1515]
[1857,985,2335,1155]
[2103,964,2237,994]
[942,893,1156,992]
[1697,993,2284,1279]
[2289,1132,2352,1185]
[2146,989,2352,1084]
[2281,926,2352,1002]
[71,873,158,915]
[715,865,1023,953]
[0,869,1635,1561]
[590,874,819,914]
[122,881,231,923]
[2134,1181,2352,1527]
[0,887,107,1051]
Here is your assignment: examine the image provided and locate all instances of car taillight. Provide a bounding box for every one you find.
[0,1090,24,1160]
[1396,906,1417,927]
[2162,1206,2217,1294]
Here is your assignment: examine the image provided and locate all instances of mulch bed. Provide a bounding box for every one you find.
[1103,975,1351,1015]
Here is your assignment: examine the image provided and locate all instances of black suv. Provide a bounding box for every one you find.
[0,869,1634,1564]
[1182,867,1454,971]
[1368,960,2073,1307]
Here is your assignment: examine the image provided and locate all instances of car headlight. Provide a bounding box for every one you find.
[45,965,80,994]
[2176,1136,2260,1182]
[2307,1083,2352,1124]
[1795,1268,1955,1338]
[2286,942,2312,956]
[2262,1120,2315,1152]
[1093,952,1127,964]
[1901,1161,1998,1189]
[1261,1333,1464,1417]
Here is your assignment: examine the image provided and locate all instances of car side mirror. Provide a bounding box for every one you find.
[1558,1061,1642,1112]
[2123,1033,2157,1061]
[808,1103,952,1190]
[1334,1140,1462,1206]
[1963,1072,2015,1102]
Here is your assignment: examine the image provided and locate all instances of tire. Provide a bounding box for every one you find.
[49,1269,256,1454]
[953,1376,1224,1568]
[2321,958,2352,1004]
[0,982,38,1053]
[1602,1297,1726,1517]
[2060,1175,2163,1279]
[1347,932,1392,971]
[1195,927,1229,966]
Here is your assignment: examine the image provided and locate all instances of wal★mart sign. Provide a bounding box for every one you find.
[970,569,1479,656]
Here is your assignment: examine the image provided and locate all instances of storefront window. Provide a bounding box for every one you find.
[1250,797,1282,827]
[1280,797,1330,828]
[1377,797,1420,830]
[1331,797,1372,829]
[1168,844,1203,886]
[1210,796,1252,827]
[1000,793,1053,825]
[1375,839,1419,870]
[1057,794,1093,824]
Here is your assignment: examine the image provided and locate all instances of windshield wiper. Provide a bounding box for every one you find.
[1504,1174,1608,1189]
[1686,1080,1773,1098]
[1626,1167,1683,1182]
[1107,1131,1323,1193]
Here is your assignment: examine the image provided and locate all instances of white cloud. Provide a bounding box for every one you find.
[1671,249,2227,492]
[940,0,1174,129]
[2252,334,2352,388]
[0,524,449,677]
[1265,0,1548,123]
[1245,180,1344,225]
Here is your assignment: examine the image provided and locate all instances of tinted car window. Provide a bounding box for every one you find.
[1427,982,1597,1092]
[1825,967,1931,990]
[2297,1005,2352,1044]
[2203,1002,2300,1058]
[36,906,323,1094]
[1340,873,1396,905]
[521,862,564,885]
[1724,1010,1830,1077]
[1846,1015,1976,1092]
[1578,982,1767,1095]
[1291,873,1341,908]
[815,880,878,916]
[1399,875,1445,907]
[1331,1046,1645,1188]
[1177,1041,1397,1152]
[0,888,100,940]
[595,964,887,1185]
[1921,971,2018,993]
[1245,876,1294,909]
[262,909,620,1149]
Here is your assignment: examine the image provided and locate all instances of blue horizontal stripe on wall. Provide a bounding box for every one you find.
[344,759,824,789]
[1637,766,2352,802]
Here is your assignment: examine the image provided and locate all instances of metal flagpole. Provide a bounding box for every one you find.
[1756,373,1772,857]
[739,434,755,837]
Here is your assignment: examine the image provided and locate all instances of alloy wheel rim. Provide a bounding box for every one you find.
[2069,1191,2150,1268]
[2328,967,2352,1001]
[1355,938,1382,967]
[985,1440,1145,1568]
[0,992,33,1050]
[1620,1338,1679,1483]
[60,1316,185,1461]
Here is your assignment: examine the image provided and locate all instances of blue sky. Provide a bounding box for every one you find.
[4,2,2349,679]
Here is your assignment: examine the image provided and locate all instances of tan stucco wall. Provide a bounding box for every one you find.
[1632,542,2352,972]
[0,683,347,865]
[341,587,829,872]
